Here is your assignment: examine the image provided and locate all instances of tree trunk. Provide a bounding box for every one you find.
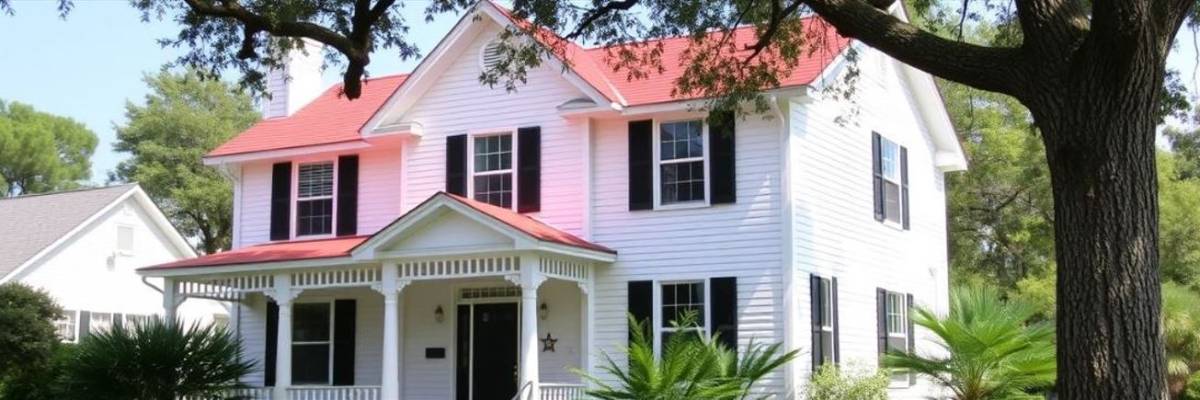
[1034,48,1167,399]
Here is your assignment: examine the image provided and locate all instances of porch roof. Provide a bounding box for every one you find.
[140,192,613,273]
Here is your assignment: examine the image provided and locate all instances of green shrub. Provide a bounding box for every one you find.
[0,283,63,379]
[62,318,254,400]
[1183,371,1200,400]
[0,343,75,400]
[805,364,889,400]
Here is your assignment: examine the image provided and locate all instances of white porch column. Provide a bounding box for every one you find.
[376,262,406,400]
[268,273,300,400]
[162,278,180,322]
[519,255,544,400]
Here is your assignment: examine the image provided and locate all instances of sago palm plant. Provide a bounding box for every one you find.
[62,317,254,400]
[883,285,1055,400]
[581,313,798,400]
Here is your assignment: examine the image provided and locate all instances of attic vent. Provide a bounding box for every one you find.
[480,39,504,70]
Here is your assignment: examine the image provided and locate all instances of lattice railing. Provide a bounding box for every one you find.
[176,274,274,300]
[398,256,520,280]
[540,383,586,400]
[539,257,590,283]
[291,266,382,289]
[287,386,380,400]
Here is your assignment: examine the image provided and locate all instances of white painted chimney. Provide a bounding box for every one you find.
[263,39,324,118]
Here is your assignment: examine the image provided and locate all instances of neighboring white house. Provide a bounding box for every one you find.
[0,184,228,341]
[136,2,966,400]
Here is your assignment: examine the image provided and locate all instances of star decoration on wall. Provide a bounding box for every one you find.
[541,333,558,352]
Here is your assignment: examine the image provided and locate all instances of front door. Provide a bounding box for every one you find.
[456,303,519,400]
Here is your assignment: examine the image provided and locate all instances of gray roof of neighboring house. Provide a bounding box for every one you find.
[0,184,137,278]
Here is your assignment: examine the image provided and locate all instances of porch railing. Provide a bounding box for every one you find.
[177,387,272,400]
[286,386,381,400]
[540,383,586,400]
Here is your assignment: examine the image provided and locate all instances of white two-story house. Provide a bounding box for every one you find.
[137,2,966,399]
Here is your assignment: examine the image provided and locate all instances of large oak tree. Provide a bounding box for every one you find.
[4,0,1192,397]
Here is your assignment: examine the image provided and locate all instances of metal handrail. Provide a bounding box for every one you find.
[511,381,534,400]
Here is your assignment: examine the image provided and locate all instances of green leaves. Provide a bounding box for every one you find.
[110,69,258,254]
[0,283,63,380]
[582,314,798,400]
[63,318,254,400]
[883,285,1056,400]
[0,100,97,197]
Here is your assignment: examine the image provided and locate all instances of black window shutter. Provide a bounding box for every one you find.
[809,275,823,369]
[336,155,359,237]
[871,133,884,222]
[446,134,468,196]
[876,288,887,365]
[627,280,653,345]
[265,300,278,387]
[78,311,91,341]
[517,127,542,213]
[900,146,910,230]
[709,111,736,204]
[628,120,654,211]
[710,277,738,353]
[270,162,292,241]
[333,299,357,386]
[831,277,841,364]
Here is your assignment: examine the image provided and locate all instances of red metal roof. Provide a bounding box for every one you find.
[207,74,408,158]
[141,193,613,271]
[207,6,848,159]
[442,193,616,254]
[141,235,369,270]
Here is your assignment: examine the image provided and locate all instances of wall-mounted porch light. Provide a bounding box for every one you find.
[538,302,549,320]
[434,305,445,323]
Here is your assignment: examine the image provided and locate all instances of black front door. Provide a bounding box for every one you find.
[456,303,518,400]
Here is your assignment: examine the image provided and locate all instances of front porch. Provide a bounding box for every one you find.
[143,194,615,400]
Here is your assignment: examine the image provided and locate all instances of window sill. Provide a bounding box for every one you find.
[880,219,905,231]
[654,201,710,211]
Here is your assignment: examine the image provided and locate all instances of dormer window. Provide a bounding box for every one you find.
[296,162,335,237]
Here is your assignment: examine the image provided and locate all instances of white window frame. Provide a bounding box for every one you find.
[291,299,336,386]
[90,312,114,334]
[883,290,912,387]
[466,129,519,210]
[652,279,711,358]
[116,224,135,256]
[292,159,339,239]
[653,118,711,210]
[877,135,905,227]
[55,310,79,343]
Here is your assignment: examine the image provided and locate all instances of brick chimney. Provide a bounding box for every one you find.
[263,39,324,118]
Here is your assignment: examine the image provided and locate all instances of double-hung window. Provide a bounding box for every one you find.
[471,134,514,208]
[55,310,78,342]
[292,302,333,385]
[882,290,913,385]
[656,120,707,206]
[812,276,837,368]
[296,162,335,237]
[657,281,708,355]
[879,138,903,224]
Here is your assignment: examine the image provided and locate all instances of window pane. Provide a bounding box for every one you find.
[298,163,334,198]
[292,344,330,384]
[880,139,900,181]
[819,279,832,328]
[819,332,834,364]
[473,173,512,208]
[293,303,331,342]
[885,292,906,335]
[474,135,512,173]
[661,161,705,204]
[662,282,705,327]
[297,199,333,236]
[660,121,703,161]
[884,182,902,223]
[55,311,76,341]
[90,312,113,333]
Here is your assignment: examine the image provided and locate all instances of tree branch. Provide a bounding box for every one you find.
[1014,0,1089,56]
[565,0,640,40]
[801,0,1027,95]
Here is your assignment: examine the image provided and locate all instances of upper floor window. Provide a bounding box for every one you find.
[471,134,514,208]
[656,120,708,206]
[873,132,909,227]
[296,162,335,237]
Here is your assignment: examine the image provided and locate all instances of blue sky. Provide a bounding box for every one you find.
[1,3,1199,184]
[0,2,458,183]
